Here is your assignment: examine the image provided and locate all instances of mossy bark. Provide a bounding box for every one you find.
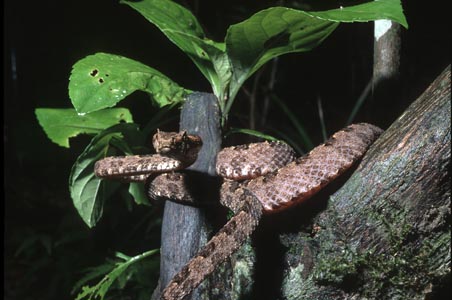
[286,65,450,300]
[225,66,451,300]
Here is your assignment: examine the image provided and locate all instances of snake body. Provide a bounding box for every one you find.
[94,123,383,300]
[223,123,384,213]
[95,130,202,182]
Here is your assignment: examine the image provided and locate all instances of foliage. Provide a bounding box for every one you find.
[35,108,133,148]
[69,53,189,114]
[122,0,407,119]
[68,123,149,227]
[74,250,159,300]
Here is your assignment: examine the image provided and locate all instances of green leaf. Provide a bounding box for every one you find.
[224,1,407,116]
[69,123,143,228]
[69,52,189,114]
[307,0,408,29]
[129,183,150,206]
[74,249,159,300]
[225,7,339,114]
[72,262,115,295]
[121,0,231,102]
[35,108,133,148]
[225,128,281,142]
[120,0,206,41]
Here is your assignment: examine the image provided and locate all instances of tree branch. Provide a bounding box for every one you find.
[211,66,450,300]
[279,65,451,299]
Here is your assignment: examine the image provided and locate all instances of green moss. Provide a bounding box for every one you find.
[312,204,450,299]
[282,264,311,299]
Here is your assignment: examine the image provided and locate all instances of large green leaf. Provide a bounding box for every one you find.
[224,0,407,116]
[121,0,231,101]
[35,108,133,148]
[69,123,144,228]
[69,53,189,114]
[307,0,408,29]
[225,7,339,113]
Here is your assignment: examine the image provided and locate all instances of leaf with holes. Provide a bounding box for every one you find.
[69,52,190,114]
[35,108,133,148]
[70,123,143,228]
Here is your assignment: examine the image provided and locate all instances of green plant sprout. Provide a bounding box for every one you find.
[73,249,159,300]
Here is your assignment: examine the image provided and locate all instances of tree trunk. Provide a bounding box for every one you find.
[216,66,451,300]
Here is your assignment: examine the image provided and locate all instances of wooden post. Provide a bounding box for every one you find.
[153,92,222,299]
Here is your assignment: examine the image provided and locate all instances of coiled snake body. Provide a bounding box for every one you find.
[94,123,383,300]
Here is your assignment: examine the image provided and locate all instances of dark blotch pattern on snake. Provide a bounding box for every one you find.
[94,123,383,300]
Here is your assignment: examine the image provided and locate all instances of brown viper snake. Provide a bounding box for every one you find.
[94,123,383,300]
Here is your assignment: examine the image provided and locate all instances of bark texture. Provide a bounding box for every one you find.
[281,65,450,299]
[373,20,402,84]
[216,66,451,300]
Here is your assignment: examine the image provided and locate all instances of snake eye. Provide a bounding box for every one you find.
[158,146,172,154]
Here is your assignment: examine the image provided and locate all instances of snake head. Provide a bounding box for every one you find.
[152,129,203,159]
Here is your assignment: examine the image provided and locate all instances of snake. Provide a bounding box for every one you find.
[94,123,383,300]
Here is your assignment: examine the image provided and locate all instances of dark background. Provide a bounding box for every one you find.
[4,0,450,299]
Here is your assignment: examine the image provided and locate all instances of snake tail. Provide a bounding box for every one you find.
[161,192,263,300]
